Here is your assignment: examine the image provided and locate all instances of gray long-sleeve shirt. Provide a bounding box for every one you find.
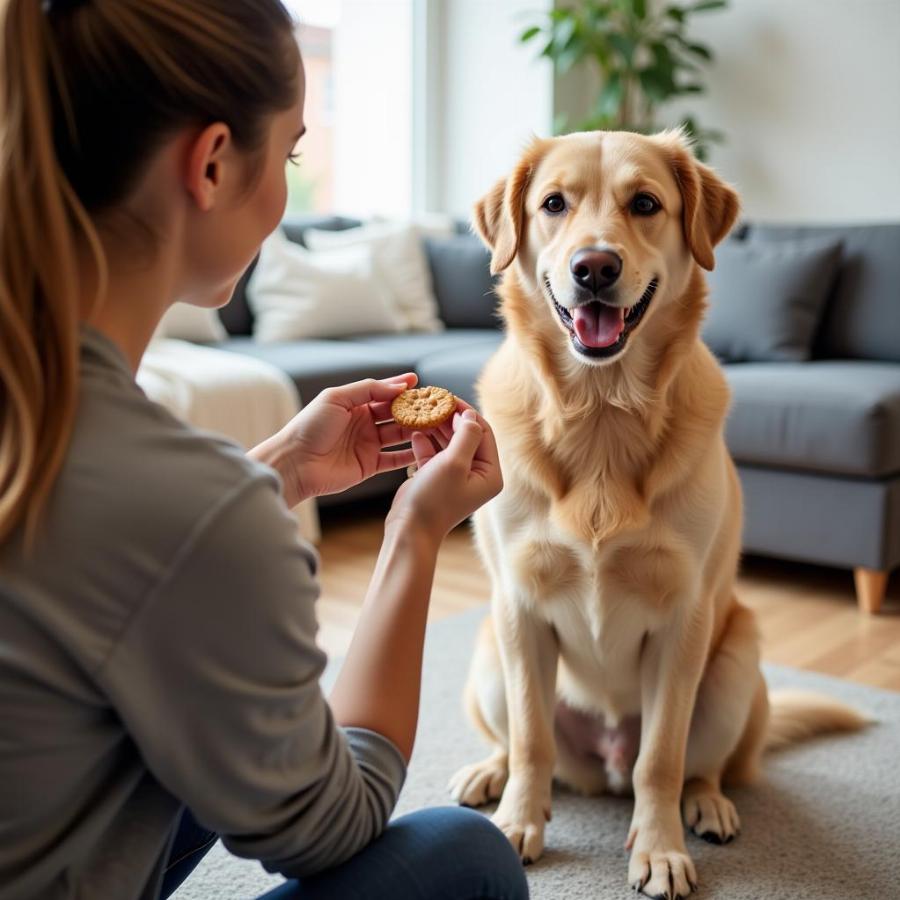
[0,327,406,899]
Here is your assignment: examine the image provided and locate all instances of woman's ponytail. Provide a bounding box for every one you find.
[0,0,102,547]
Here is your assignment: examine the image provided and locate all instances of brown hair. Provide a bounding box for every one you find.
[0,0,298,546]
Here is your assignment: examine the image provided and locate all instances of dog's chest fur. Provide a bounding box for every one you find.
[475,335,725,721]
[487,495,657,720]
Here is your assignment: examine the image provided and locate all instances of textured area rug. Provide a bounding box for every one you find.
[175,607,900,899]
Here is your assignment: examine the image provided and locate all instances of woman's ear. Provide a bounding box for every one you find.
[184,123,233,213]
[472,139,545,275]
[660,131,740,271]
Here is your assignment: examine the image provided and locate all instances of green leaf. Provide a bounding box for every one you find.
[650,40,676,72]
[609,32,636,64]
[688,0,728,13]
[577,110,620,132]
[665,6,686,23]
[678,83,705,93]
[674,55,702,72]
[639,65,676,103]
[684,41,713,60]
[633,0,647,19]
[557,46,583,73]
[596,71,624,119]
[554,15,577,48]
[519,25,542,44]
[586,3,613,29]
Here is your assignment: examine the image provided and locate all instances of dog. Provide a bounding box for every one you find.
[448,129,866,899]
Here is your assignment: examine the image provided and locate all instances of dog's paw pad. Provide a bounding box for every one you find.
[447,756,508,807]
[684,788,740,845]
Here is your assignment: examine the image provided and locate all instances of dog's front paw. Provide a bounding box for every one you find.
[628,848,697,900]
[627,806,697,900]
[448,752,508,807]
[491,777,551,865]
[682,780,740,845]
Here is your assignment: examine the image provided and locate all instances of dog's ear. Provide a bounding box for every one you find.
[472,144,541,275]
[662,133,740,271]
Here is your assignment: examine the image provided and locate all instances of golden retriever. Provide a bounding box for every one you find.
[448,130,865,899]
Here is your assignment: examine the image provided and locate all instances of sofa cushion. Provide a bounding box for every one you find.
[747,223,900,362]
[247,230,406,342]
[703,238,842,362]
[347,331,502,371]
[306,221,454,333]
[723,361,900,478]
[220,215,364,337]
[413,339,503,408]
[424,234,500,330]
[212,336,403,404]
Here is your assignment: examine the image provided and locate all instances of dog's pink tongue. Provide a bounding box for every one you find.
[573,303,625,348]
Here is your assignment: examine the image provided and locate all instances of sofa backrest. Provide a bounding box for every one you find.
[423,233,498,329]
[747,222,900,362]
[220,216,500,336]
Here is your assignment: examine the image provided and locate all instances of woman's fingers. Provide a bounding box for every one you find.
[471,411,499,465]
[445,410,484,466]
[377,421,416,448]
[411,431,437,468]
[369,400,394,423]
[325,374,417,410]
[375,447,417,474]
[447,402,497,465]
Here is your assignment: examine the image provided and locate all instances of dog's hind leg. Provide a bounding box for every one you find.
[448,614,510,807]
[682,601,766,845]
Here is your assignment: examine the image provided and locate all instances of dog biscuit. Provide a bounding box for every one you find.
[391,386,457,430]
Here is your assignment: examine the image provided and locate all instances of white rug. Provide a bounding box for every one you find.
[175,607,900,899]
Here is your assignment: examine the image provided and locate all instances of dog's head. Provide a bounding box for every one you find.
[474,130,739,367]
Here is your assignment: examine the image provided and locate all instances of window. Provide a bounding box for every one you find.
[284,0,414,219]
[285,2,340,215]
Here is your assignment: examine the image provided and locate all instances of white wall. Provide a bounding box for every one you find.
[332,1,414,217]
[431,0,554,217]
[331,0,900,223]
[332,0,555,219]
[660,0,900,223]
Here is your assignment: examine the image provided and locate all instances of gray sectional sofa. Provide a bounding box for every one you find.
[214,217,900,613]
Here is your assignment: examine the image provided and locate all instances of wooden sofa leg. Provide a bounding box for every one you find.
[854,568,888,614]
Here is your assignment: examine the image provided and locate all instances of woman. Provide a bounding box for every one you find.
[0,1,528,898]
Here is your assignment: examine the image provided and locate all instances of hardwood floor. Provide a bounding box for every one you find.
[314,504,900,692]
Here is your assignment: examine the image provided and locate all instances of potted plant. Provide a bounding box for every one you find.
[521,0,727,159]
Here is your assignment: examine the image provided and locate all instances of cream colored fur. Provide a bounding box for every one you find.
[448,130,866,900]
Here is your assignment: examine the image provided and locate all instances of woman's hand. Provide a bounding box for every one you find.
[386,402,503,544]
[249,374,421,507]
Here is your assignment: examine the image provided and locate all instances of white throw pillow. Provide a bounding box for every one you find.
[304,221,447,333]
[155,302,227,343]
[247,227,405,343]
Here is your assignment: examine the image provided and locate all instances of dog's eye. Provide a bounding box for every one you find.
[631,193,661,216]
[542,194,566,215]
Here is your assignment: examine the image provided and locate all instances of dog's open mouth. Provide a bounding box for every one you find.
[545,277,659,358]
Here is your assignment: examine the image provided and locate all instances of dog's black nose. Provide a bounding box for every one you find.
[570,248,622,293]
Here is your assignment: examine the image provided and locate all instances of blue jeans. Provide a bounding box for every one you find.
[160,806,529,899]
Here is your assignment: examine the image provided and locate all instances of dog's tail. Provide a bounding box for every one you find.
[765,689,870,752]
